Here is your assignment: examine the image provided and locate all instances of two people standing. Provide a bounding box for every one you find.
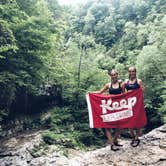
[91,66,145,151]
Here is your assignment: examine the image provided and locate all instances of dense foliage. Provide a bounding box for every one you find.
[0,0,165,147]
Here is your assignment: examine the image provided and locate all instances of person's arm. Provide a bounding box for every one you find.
[121,82,126,93]
[138,79,145,92]
[89,83,109,94]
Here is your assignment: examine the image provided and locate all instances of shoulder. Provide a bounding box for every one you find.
[118,80,125,87]
[121,81,126,87]
[137,78,143,84]
[125,79,129,83]
[118,79,122,83]
[105,83,111,88]
[121,79,129,86]
[118,79,123,86]
[137,78,144,90]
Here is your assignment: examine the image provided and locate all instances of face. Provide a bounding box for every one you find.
[128,67,136,79]
[110,71,118,82]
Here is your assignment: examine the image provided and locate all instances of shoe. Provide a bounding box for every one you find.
[114,141,123,147]
[131,139,140,147]
[111,144,120,151]
[130,139,135,146]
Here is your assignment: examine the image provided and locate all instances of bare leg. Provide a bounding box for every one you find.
[105,128,120,151]
[114,129,121,143]
[135,128,142,139]
[105,128,113,144]
[130,128,141,147]
[129,128,136,139]
[114,129,123,146]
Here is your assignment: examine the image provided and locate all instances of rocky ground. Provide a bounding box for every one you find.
[0,125,166,166]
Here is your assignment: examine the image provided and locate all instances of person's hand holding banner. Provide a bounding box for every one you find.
[86,88,147,128]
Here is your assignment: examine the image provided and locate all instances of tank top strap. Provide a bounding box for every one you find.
[111,83,113,88]
[119,82,121,88]
[110,82,119,88]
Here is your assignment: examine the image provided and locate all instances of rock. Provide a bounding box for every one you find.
[68,125,166,166]
[0,125,166,166]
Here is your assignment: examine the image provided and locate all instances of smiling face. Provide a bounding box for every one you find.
[128,67,136,79]
[109,70,118,83]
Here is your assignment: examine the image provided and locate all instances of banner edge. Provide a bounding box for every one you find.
[86,93,94,128]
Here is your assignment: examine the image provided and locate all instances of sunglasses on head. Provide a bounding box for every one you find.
[128,70,135,72]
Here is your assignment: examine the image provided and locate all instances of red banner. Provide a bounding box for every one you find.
[86,88,147,128]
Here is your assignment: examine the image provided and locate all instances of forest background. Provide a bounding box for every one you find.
[0,0,166,149]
